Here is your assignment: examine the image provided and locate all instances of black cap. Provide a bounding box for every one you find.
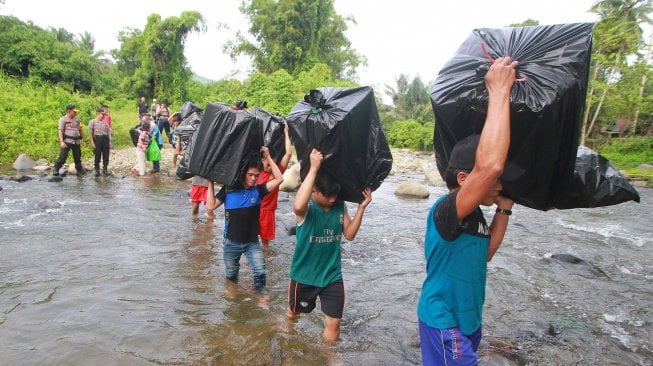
[448,134,524,182]
[66,104,79,112]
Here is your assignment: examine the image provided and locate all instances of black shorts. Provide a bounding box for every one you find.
[288,279,345,319]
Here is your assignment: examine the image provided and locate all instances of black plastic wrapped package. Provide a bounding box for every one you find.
[174,125,198,180]
[178,101,203,120]
[430,23,636,210]
[286,87,393,203]
[552,146,640,208]
[188,102,264,186]
[251,106,287,164]
[174,111,204,180]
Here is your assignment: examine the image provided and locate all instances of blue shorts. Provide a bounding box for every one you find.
[418,320,482,366]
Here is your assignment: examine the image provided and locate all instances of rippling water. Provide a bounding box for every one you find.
[0,173,651,365]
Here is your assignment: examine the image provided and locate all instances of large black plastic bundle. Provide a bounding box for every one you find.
[188,102,263,186]
[553,146,640,208]
[178,101,203,120]
[251,106,287,164]
[431,23,637,210]
[174,110,204,180]
[174,125,198,180]
[286,87,393,203]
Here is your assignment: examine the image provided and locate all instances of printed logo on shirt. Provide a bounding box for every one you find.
[309,228,342,244]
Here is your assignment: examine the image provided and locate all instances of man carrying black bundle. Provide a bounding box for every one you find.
[417,56,520,365]
[205,147,284,290]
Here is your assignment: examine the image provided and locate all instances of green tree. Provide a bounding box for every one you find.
[508,19,540,27]
[113,12,205,104]
[384,74,432,123]
[229,0,364,79]
[581,0,652,142]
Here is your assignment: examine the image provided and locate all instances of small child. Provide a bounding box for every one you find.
[135,117,151,176]
[286,148,372,342]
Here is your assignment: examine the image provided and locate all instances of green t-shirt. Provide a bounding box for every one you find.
[289,198,345,287]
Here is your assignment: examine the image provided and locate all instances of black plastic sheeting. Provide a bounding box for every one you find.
[286,87,393,203]
[173,103,204,180]
[188,102,264,186]
[431,23,639,210]
[251,106,287,164]
[554,146,640,208]
[178,101,203,120]
[174,124,199,180]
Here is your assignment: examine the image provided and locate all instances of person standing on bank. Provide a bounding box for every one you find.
[138,96,149,118]
[286,148,373,343]
[88,108,112,176]
[150,98,159,118]
[53,104,85,176]
[205,147,284,291]
[417,56,519,365]
[156,100,172,144]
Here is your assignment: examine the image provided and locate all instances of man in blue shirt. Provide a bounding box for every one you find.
[417,56,521,365]
[206,147,283,290]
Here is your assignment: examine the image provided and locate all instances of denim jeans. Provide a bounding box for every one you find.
[223,238,266,289]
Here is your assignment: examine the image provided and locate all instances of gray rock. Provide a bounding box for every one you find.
[279,164,301,192]
[636,163,653,170]
[394,180,430,198]
[9,175,32,183]
[37,199,62,210]
[12,154,37,170]
[32,165,51,172]
[424,169,445,187]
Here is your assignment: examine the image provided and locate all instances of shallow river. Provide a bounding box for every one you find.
[0,172,651,365]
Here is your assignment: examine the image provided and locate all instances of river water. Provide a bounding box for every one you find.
[0,172,651,365]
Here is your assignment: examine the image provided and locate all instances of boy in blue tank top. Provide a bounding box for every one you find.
[418,57,523,365]
[287,148,372,342]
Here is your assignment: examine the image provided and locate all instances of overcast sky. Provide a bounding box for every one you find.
[1,0,602,91]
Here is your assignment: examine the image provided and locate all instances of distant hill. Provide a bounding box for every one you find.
[192,74,214,84]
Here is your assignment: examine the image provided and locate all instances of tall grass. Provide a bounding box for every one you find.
[0,75,143,164]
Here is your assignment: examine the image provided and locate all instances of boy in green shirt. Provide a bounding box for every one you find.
[286,148,372,342]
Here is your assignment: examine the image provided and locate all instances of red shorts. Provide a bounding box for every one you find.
[189,185,209,203]
[259,209,276,241]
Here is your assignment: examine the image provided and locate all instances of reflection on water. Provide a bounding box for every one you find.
[0,174,651,365]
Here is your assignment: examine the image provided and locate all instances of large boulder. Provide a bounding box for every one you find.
[279,164,301,192]
[13,154,36,171]
[394,180,430,198]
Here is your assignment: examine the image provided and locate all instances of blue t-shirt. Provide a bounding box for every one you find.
[417,191,490,335]
[216,184,269,243]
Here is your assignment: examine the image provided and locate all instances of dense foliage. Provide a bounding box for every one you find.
[0,0,651,171]
[227,0,365,79]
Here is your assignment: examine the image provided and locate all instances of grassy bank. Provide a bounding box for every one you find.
[596,136,653,185]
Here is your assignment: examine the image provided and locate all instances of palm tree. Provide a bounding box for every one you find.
[581,0,652,143]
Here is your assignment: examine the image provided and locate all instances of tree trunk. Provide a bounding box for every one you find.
[631,72,647,134]
[585,53,621,140]
[581,55,602,145]
[632,34,652,135]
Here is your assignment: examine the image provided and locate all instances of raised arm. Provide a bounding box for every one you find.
[279,122,292,169]
[456,56,517,220]
[342,188,372,241]
[205,180,224,211]
[261,146,284,192]
[293,149,322,223]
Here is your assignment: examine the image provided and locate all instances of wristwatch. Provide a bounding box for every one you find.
[495,208,512,215]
